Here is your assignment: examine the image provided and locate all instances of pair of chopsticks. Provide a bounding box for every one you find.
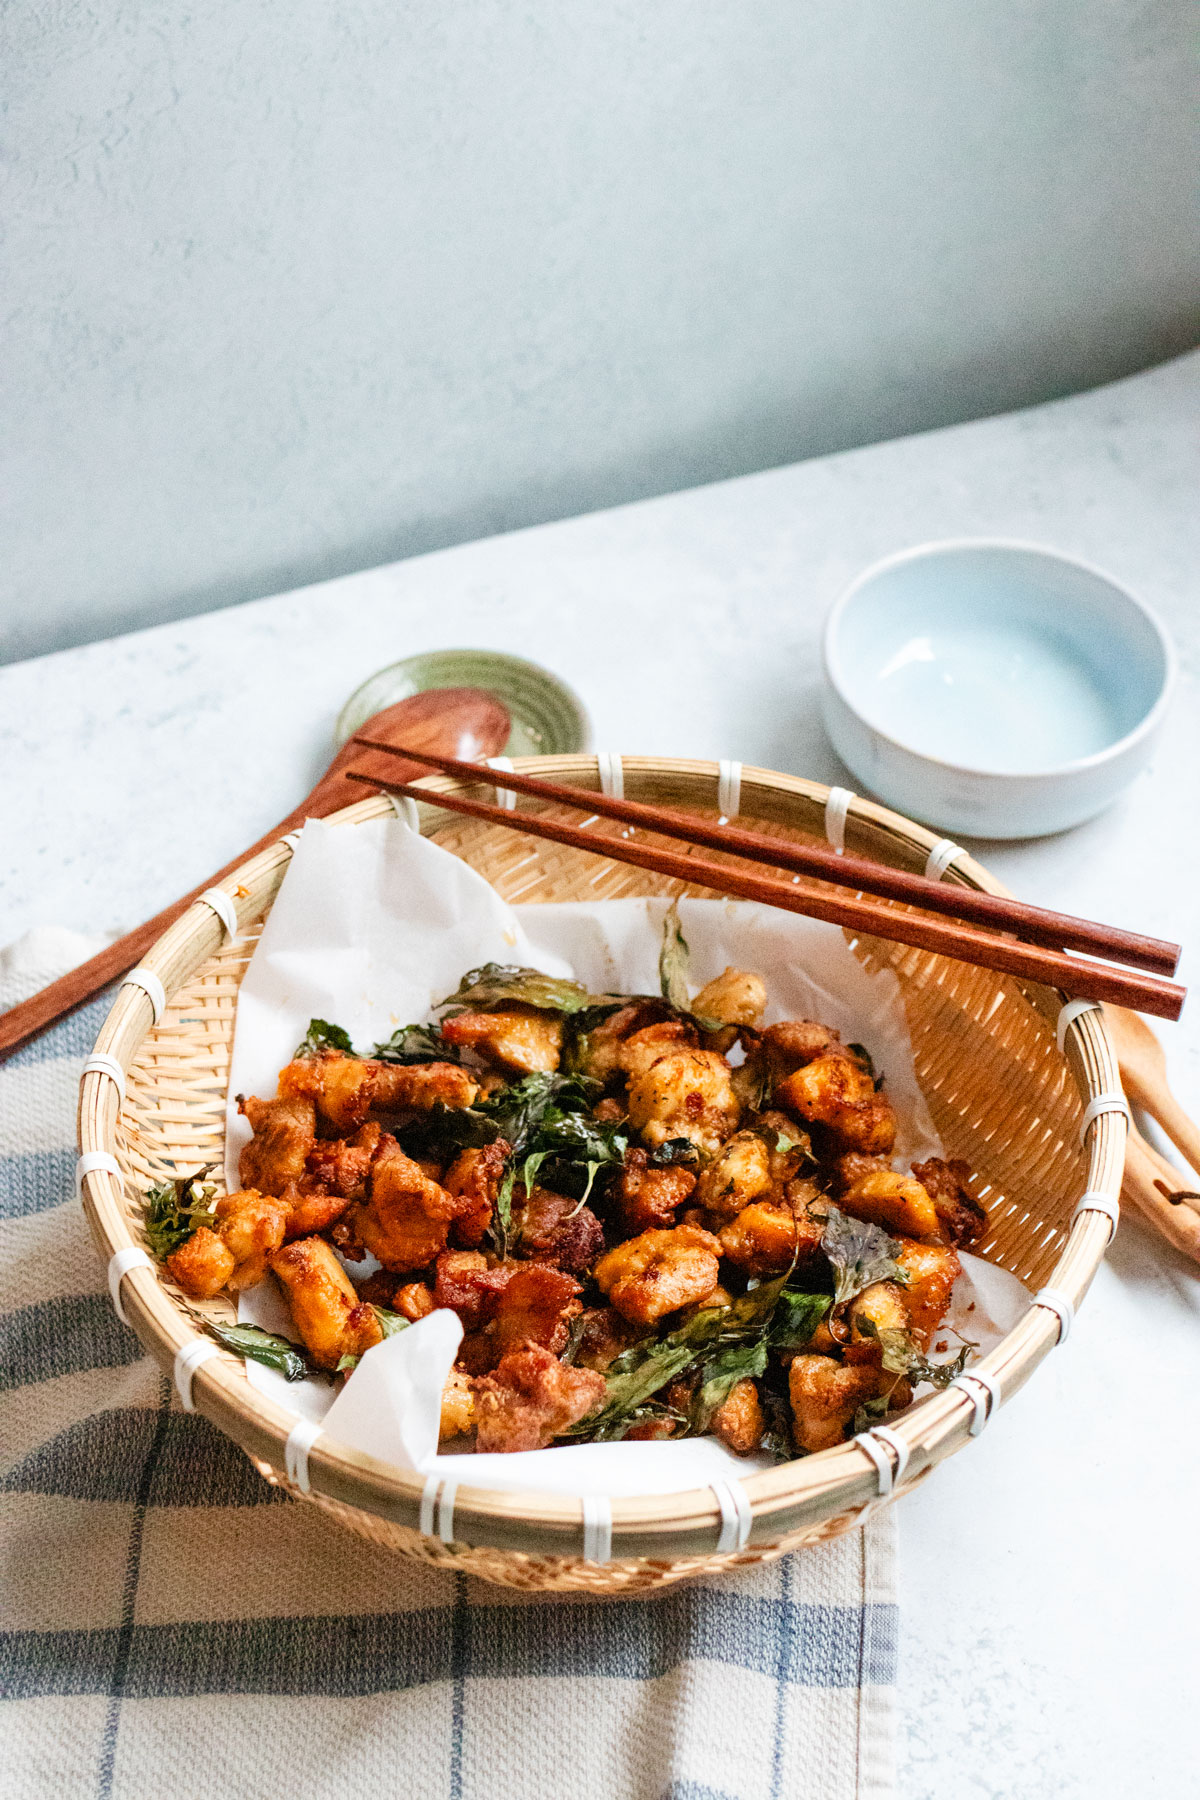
[346,742,1185,1021]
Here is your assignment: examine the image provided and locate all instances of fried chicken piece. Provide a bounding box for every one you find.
[513,1186,605,1273]
[844,1281,912,1365]
[909,1157,988,1248]
[831,1150,893,1193]
[473,1345,605,1453]
[788,1353,888,1453]
[571,1305,644,1372]
[278,1054,380,1132]
[434,1250,513,1329]
[692,967,767,1028]
[371,1061,479,1112]
[594,1224,722,1325]
[693,1131,772,1225]
[289,1121,385,1239]
[269,1236,383,1371]
[574,1000,671,1082]
[443,1140,508,1248]
[237,1094,316,1195]
[351,1143,458,1273]
[754,1110,814,1184]
[394,1281,435,1321]
[439,1369,477,1441]
[761,1019,849,1078]
[440,1004,564,1074]
[712,1378,766,1455]
[717,1189,826,1276]
[282,1186,353,1240]
[626,1048,740,1157]
[488,1265,583,1361]
[618,1020,700,1083]
[615,1148,697,1235]
[774,1053,897,1155]
[894,1240,961,1348]
[840,1169,942,1241]
[166,1226,236,1298]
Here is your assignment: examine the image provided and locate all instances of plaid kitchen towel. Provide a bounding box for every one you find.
[0,931,898,1800]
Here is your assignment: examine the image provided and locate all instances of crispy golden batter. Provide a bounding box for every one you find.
[278,1055,380,1132]
[440,1004,564,1074]
[840,1169,941,1241]
[712,1378,766,1455]
[351,1144,458,1273]
[617,1019,699,1083]
[626,1048,740,1157]
[894,1240,961,1347]
[269,1236,383,1371]
[615,1149,697,1235]
[439,1369,477,1441]
[831,1150,892,1193]
[371,1061,479,1112]
[442,1141,508,1248]
[473,1345,605,1453]
[305,1120,382,1199]
[910,1157,988,1248]
[573,1000,668,1082]
[693,1130,772,1224]
[237,1094,316,1195]
[761,1019,848,1077]
[394,1280,435,1320]
[717,1193,825,1276]
[788,1353,887,1453]
[845,1280,912,1365]
[487,1264,583,1361]
[166,1226,235,1298]
[692,967,767,1028]
[512,1186,604,1273]
[774,1053,897,1154]
[572,1305,644,1372]
[594,1224,722,1324]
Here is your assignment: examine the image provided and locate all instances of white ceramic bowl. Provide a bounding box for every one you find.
[820,540,1175,839]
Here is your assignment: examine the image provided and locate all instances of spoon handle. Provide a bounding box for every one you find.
[1123,1130,1200,1262]
[0,800,318,1062]
[1126,1077,1200,1181]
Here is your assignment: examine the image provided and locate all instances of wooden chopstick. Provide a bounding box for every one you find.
[351,737,1181,978]
[345,767,1186,1020]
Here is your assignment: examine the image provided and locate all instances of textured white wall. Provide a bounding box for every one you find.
[2,2,1197,663]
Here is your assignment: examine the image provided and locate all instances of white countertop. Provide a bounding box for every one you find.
[4,351,1198,1799]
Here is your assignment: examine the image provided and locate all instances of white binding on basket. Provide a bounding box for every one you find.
[951,1369,1003,1437]
[76,1150,122,1197]
[857,1425,910,1496]
[419,1473,441,1539]
[1034,1287,1074,1344]
[717,759,742,822]
[107,1246,153,1325]
[280,831,302,852]
[596,751,624,800]
[1072,1188,1120,1241]
[582,1495,613,1564]
[486,755,517,811]
[437,1480,459,1546]
[711,1478,753,1552]
[1077,1092,1129,1145]
[174,1338,219,1412]
[924,838,964,881]
[388,792,421,833]
[1056,997,1101,1052]
[83,1053,126,1104]
[199,886,239,943]
[123,966,166,1023]
[824,786,854,853]
[285,1418,322,1494]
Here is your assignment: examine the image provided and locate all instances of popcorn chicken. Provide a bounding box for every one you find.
[840,1169,941,1241]
[473,1345,606,1453]
[693,1131,771,1225]
[394,1281,436,1321]
[774,1053,897,1154]
[615,1148,697,1235]
[717,1192,825,1276]
[166,1226,235,1298]
[439,1369,477,1441]
[269,1236,383,1371]
[594,1224,722,1324]
[711,1378,766,1456]
[692,967,767,1028]
[440,1004,564,1073]
[574,1000,670,1082]
[513,1186,605,1273]
[788,1353,888,1453]
[893,1240,961,1348]
[434,1250,510,1329]
[845,1280,912,1365]
[351,1144,458,1272]
[237,1094,316,1195]
[214,1188,292,1291]
[278,1054,379,1132]
[304,1121,382,1200]
[371,1061,479,1112]
[909,1157,988,1248]
[626,1048,740,1157]
[617,1020,699,1083]
[443,1140,508,1248]
[761,1019,848,1076]
[571,1305,644,1372]
[487,1265,583,1362]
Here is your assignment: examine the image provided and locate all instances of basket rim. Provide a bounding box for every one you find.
[77,755,1125,1562]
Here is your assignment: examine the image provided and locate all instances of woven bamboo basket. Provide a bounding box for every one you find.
[77,756,1124,1593]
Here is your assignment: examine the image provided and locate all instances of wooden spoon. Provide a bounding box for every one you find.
[1104,1003,1200,1179]
[1123,1126,1200,1262]
[0,686,510,1062]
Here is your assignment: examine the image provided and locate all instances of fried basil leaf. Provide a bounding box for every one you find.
[648,1137,699,1168]
[336,1304,412,1372]
[371,1022,461,1065]
[293,1018,355,1060]
[143,1168,219,1260]
[768,1289,830,1349]
[208,1321,318,1382]
[693,1339,770,1428]
[819,1205,906,1306]
[658,901,691,1012]
[438,963,596,1016]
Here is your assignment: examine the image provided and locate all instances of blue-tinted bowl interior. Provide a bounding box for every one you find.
[827,545,1170,776]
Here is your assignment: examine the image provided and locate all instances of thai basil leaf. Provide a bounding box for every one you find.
[819,1205,906,1306]
[371,1022,460,1065]
[693,1340,770,1427]
[208,1321,318,1382]
[648,1137,699,1168]
[438,963,596,1016]
[336,1304,412,1373]
[293,1018,355,1059]
[768,1289,830,1349]
[658,902,691,1012]
[143,1168,219,1260]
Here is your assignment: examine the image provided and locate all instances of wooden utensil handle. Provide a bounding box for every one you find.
[1123,1132,1200,1260]
[1143,1088,1200,1180]
[0,804,314,1061]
